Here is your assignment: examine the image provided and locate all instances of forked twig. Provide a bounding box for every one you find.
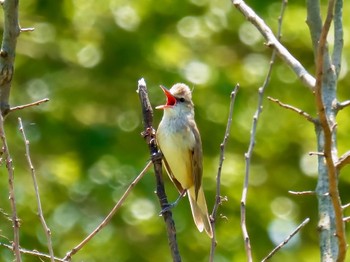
[18,118,55,262]
[232,0,315,90]
[63,161,152,261]
[209,84,239,261]
[261,218,310,261]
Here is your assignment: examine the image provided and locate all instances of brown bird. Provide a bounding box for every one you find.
[156,83,213,238]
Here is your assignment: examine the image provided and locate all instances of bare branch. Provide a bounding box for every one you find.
[0,114,21,261]
[267,96,317,123]
[137,78,181,262]
[9,98,49,113]
[63,161,152,261]
[18,118,55,262]
[332,0,343,76]
[312,0,347,260]
[232,0,316,90]
[239,2,288,260]
[261,218,310,262]
[335,151,350,171]
[288,190,315,196]
[0,242,64,262]
[0,0,21,115]
[210,84,239,261]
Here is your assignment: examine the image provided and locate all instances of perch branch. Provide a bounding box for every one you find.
[0,114,21,261]
[232,0,316,90]
[261,218,310,262]
[63,160,152,261]
[137,78,181,262]
[267,97,317,123]
[209,84,239,261]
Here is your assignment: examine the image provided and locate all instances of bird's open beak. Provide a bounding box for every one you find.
[156,85,176,109]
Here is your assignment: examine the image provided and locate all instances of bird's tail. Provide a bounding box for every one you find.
[187,186,213,238]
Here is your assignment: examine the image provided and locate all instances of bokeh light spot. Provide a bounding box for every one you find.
[182,60,212,85]
[112,5,140,31]
[117,110,140,132]
[268,218,300,248]
[77,44,102,68]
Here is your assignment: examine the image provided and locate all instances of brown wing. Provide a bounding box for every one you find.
[189,121,203,200]
[162,156,184,193]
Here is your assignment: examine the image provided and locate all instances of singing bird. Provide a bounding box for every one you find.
[156,83,213,238]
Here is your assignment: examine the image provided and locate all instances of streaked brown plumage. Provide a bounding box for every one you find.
[156,83,213,238]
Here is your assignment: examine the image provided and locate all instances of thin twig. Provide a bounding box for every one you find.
[20,27,34,32]
[232,0,315,90]
[63,161,152,261]
[336,151,350,171]
[267,96,317,123]
[240,1,288,261]
[0,114,21,261]
[209,84,239,261]
[288,190,315,196]
[9,98,49,113]
[343,217,350,223]
[18,118,55,262]
[137,78,181,262]
[261,218,310,262]
[309,151,325,156]
[313,0,347,260]
[0,242,64,262]
[336,100,350,111]
[342,203,350,210]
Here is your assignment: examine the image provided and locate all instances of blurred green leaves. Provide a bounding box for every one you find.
[0,0,350,261]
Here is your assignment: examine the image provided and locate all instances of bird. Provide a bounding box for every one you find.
[156,83,213,238]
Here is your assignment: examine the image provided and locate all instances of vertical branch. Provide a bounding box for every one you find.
[0,0,21,115]
[0,114,21,261]
[311,0,346,260]
[332,0,343,77]
[137,78,181,262]
[209,84,239,262]
[240,1,287,261]
[18,118,55,262]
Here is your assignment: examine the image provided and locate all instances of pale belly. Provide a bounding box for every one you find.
[157,127,195,189]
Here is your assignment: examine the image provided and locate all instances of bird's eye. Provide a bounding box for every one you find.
[178,97,185,102]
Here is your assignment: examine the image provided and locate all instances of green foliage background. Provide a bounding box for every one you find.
[1,0,350,261]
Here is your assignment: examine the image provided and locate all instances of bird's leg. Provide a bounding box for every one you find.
[159,190,187,215]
